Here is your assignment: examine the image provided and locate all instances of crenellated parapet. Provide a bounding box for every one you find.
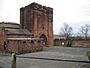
[20,2,53,15]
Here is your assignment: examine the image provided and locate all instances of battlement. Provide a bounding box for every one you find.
[20,2,53,14]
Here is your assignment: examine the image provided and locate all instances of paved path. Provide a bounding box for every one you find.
[0,46,90,68]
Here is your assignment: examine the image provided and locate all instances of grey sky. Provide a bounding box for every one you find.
[0,0,90,34]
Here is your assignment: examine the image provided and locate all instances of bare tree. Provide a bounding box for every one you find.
[59,23,73,40]
[78,24,90,40]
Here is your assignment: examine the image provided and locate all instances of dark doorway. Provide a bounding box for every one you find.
[40,34,47,46]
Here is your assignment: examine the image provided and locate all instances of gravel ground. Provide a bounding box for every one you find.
[0,46,90,68]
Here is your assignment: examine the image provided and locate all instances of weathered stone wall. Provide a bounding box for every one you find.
[0,28,6,42]
[7,40,43,53]
[54,39,90,47]
[7,35,43,53]
[72,39,90,47]
[20,2,53,46]
[0,28,43,53]
[0,28,7,51]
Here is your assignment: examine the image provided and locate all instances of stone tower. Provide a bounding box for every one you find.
[20,2,53,46]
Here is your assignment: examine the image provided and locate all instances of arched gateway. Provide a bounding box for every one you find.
[40,34,47,46]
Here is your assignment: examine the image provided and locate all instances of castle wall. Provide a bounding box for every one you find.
[54,39,90,47]
[20,3,54,46]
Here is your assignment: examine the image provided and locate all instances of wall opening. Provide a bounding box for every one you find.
[40,34,47,46]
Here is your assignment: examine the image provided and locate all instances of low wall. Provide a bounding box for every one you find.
[54,39,90,47]
[7,40,43,53]
[72,39,90,47]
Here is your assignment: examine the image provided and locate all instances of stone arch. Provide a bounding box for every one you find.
[40,34,47,46]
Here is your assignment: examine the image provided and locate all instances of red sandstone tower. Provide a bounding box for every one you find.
[20,2,53,46]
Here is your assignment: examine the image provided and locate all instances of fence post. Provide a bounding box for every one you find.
[11,53,16,68]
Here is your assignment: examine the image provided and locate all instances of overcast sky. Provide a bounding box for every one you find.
[0,0,90,34]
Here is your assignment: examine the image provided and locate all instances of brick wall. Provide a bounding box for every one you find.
[20,2,54,47]
[72,39,90,47]
[54,39,90,47]
[0,28,6,42]
[7,40,43,53]
[6,34,43,53]
[0,28,7,51]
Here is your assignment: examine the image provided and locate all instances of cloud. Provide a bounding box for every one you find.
[1,0,90,34]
